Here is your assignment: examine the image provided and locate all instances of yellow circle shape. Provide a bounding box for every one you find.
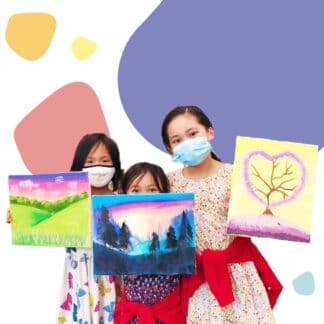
[72,37,97,60]
[5,13,56,60]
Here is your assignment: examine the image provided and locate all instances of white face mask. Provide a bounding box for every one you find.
[83,165,116,188]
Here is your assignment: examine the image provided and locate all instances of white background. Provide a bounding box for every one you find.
[0,1,323,323]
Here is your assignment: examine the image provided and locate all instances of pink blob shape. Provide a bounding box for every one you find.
[14,82,109,174]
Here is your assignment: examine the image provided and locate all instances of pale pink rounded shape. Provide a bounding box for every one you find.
[15,82,109,174]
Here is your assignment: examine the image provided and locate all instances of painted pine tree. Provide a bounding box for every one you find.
[119,222,131,250]
[179,210,193,247]
[100,207,119,248]
[149,232,160,252]
[166,226,177,248]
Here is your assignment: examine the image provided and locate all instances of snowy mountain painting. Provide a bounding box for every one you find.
[227,136,318,242]
[92,192,195,275]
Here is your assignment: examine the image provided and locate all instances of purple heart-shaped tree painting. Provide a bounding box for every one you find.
[244,151,306,216]
[227,136,318,243]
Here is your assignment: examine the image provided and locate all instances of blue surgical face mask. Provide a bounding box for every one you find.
[172,137,212,166]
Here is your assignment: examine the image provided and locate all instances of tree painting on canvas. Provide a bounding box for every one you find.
[227,136,318,242]
[8,172,91,247]
[92,192,195,275]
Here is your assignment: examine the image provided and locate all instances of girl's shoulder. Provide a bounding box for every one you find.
[217,163,233,184]
[222,162,233,175]
[167,169,182,184]
[222,163,234,185]
[167,168,182,177]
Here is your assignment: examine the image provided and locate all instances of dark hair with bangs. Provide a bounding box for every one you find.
[161,105,221,161]
[70,133,122,191]
[121,162,170,194]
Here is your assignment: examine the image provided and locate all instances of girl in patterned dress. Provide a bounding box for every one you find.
[57,133,123,324]
[161,106,283,324]
[114,162,185,324]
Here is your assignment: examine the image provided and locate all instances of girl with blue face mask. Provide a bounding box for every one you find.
[162,106,222,180]
[161,106,282,323]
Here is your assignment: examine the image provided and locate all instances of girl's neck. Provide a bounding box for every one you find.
[182,155,223,180]
[91,186,112,195]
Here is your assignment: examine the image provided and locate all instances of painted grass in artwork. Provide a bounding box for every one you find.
[11,199,91,246]
[12,232,90,247]
[11,205,52,227]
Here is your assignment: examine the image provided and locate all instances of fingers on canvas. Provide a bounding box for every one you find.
[6,209,12,224]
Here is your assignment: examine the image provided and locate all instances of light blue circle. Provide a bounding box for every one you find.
[293,272,315,295]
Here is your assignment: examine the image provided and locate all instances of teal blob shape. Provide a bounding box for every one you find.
[293,272,315,295]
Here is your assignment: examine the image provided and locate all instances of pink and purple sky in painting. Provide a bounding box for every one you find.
[9,172,90,201]
[109,200,193,240]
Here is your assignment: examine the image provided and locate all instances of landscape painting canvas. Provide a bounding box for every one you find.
[8,172,92,247]
[227,136,318,242]
[92,192,195,275]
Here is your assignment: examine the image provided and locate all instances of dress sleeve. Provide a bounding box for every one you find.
[224,164,233,218]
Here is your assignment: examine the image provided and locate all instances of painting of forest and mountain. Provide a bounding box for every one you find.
[8,172,92,247]
[92,193,195,275]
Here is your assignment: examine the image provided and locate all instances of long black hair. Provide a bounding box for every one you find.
[161,105,221,161]
[70,133,122,191]
[121,162,170,194]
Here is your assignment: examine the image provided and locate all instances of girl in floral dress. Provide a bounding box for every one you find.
[161,106,283,324]
[114,162,184,324]
[57,133,123,324]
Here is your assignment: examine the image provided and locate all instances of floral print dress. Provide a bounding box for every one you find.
[122,274,180,323]
[168,164,275,324]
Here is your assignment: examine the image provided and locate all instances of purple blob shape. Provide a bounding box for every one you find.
[118,0,324,162]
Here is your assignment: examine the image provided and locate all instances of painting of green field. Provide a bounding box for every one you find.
[9,172,92,247]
